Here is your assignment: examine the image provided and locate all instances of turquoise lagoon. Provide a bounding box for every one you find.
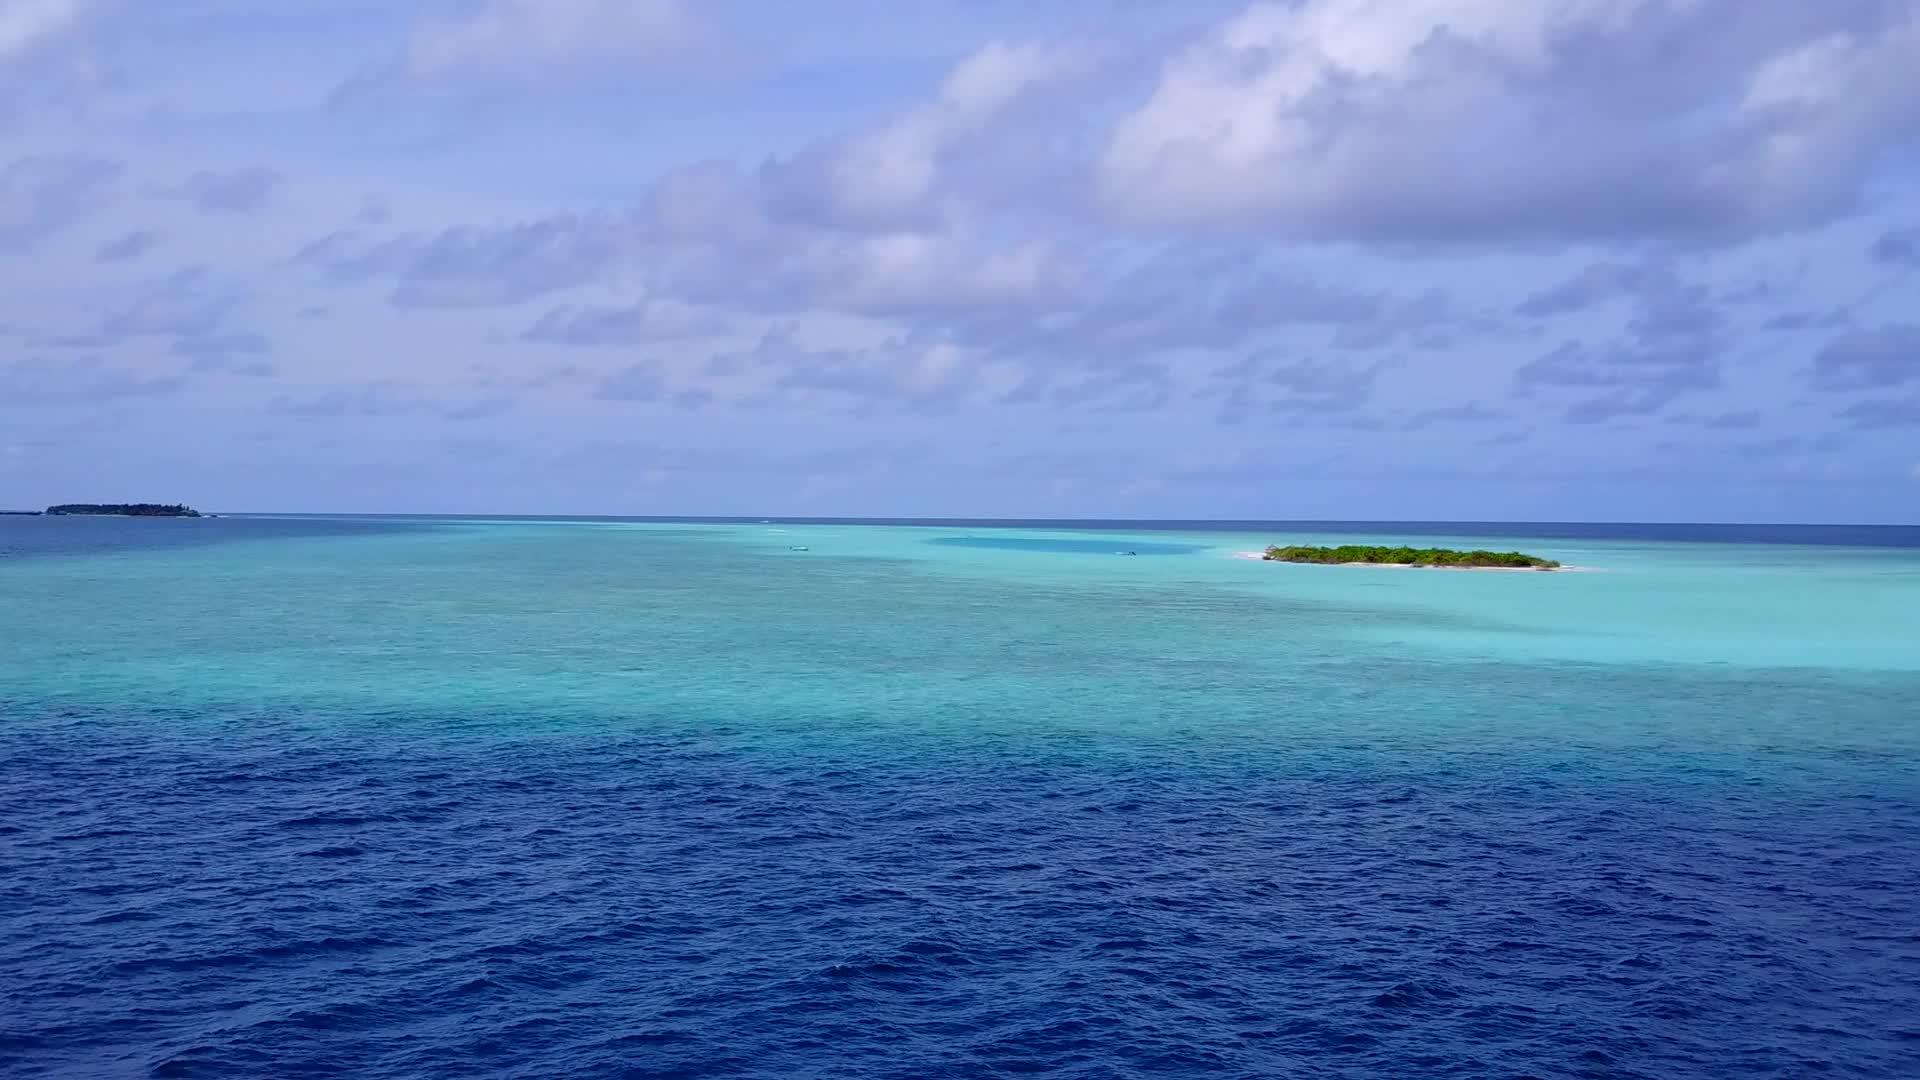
[3,517,1916,756]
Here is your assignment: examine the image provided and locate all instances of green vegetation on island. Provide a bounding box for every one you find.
[1263,544,1561,569]
[45,503,203,518]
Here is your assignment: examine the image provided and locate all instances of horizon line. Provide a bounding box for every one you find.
[185,512,1920,530]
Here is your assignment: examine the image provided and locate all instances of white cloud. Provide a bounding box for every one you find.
[365,0,711,88]
[813,231,1076,315]
[697,327,1009,410]
[941,40,1091,123]
[1107,2,1664,173]
[0,0,81,60]
[773,39,1092,228]
[1101,0,1669,226]
[1095,0,1914,242]
[616,151,1086,319]
[1731,20,1920,220]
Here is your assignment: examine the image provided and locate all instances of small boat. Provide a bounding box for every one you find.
[788,546,810,552]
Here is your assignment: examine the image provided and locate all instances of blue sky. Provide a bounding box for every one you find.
[2,0,1916,521]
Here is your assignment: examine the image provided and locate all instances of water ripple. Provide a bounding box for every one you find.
[4,728,1917,1078]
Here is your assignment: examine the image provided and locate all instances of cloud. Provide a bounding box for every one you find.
[784,232,1078,318]
[1211,350,1392,417]
[624,163,1083,320]
[271,385,423,418]
[1840,397,1920,430]
[293,229,396,283]
[182,167,282,214]
[1097,1,1920,245]
[0,0,105,126]
[296,216,631,307]
[95,228,158,263]
[1627,286,1724,345]
[0,355,186,406]
[1704,409,1762,430]
[383,43,1087,329]
[522,298,724,346]
[1003,355,1172,413]
[1478,429,1533,447]
[1401,402,1509,430]
[446,396,513,421]
[0,0,82,60]
[342,0,720,98]
[1809,325,1920,391]
[549,440,934,487]
[1765,308,1849,332]
[760,40,1093,231]
[1871,226,1920,267]
[557,328,1013,413]
[30,269,268,373]
[1510,256,1727,421]
[98,268,235,339]
[473,362,583,392]
[776,340,982,411]
[901,242,1465,373]
[1515,339,1720,423]
[1259,354,1390,412]
[0,154,118,251]
[1517,261,1679,317]
[693,328,1004,413]
[598,40,1113,347]
[592,364,666,402]
[170,332,274,376]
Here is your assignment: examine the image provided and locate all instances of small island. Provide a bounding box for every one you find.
[44,503,203,518]
[1263,544,1561,570]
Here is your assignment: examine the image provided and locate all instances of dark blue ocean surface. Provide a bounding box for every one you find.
[4,721,1918,1079]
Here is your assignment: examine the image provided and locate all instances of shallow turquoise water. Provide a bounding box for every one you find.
[4,518,1916,751]
[3,517,1917,1077]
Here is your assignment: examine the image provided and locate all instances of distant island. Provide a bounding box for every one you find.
[1263,544,1561,570]
[44,504,203,518]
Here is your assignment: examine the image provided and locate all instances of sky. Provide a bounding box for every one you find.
[1,0,1917,522]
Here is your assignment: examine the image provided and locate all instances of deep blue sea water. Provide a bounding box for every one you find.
[3,516,1917,1078]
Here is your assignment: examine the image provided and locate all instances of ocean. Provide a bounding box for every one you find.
[2,515,1917,1078]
